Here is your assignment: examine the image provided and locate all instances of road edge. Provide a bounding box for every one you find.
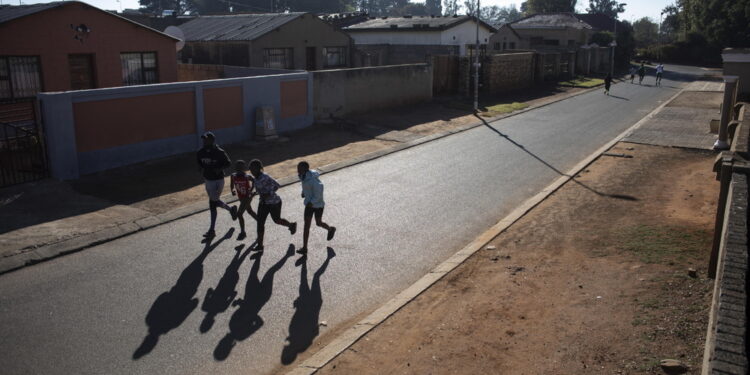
[283,87,688,375]
[0,83,607,276]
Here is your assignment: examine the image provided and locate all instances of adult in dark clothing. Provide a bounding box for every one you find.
[604,73,612,95]
[637,63,646,84]
[197,132,237,239]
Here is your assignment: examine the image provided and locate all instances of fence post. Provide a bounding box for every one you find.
[37,92,79,180]
[714,76,739,150]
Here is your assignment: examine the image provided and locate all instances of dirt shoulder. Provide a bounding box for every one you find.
[315,142,718,375]
[0,84,593,258]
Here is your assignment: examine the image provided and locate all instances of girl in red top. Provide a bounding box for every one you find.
[230,160,257,240]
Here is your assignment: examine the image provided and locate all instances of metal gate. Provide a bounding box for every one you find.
[0,100,48,187]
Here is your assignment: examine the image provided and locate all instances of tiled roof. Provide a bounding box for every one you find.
[345,15,496,32]
[0,1,65,24]
[511,13,592,29]
[179,12,305,41]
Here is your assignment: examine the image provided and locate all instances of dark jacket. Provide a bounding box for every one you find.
[197,145,230,180]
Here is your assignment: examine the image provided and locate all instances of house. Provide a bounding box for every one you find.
[0,0,179,101]
[489,23,522,52]
[510,13,594,50]
[178,13,353,71]
[343,15,496,66]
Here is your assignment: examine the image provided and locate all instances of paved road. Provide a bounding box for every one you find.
[0,73,694,375]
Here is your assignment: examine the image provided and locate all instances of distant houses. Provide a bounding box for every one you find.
[178,13,353,70]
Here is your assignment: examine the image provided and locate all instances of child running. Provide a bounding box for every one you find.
[655,63,664,86]
[297,161,336,254]
[629,66,636,83]
[637,63,646,85]
[248,159,296,251]
[230,160,257,241]
[196,131,237,239]
[604,73,612,95]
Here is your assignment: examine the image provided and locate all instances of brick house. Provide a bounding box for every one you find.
[0,0,179,103]
[178,13,353,71]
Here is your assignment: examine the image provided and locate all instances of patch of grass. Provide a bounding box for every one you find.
[481,102,528,116]
[617,224,710,264]
[558,76,605,88]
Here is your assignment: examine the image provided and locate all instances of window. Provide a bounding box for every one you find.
[543,39,560,46]
[323,47,347,68]
[509,42,516,49]
[263,48,294,69]
[530,37,544,46]
[502,42,507,50]
[120,52,158,86]
[568,40,575,46]
[0,56,42,100]
[493,42,500,50]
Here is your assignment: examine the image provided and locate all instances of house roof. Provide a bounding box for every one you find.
[495,23,521,39]
[511,13,592,30]
[179,12,306,42]
[575,13,616,32]
[0,1,179,40]
[344,15,496,33]
[319,12,369,29]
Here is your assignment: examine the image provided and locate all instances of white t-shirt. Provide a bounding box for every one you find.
[656,65,664,74]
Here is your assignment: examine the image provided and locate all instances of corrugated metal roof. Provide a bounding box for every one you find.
[512,13,592,29]
[180,13,305,42]
[345,15,467,30]
[0,1,65,24]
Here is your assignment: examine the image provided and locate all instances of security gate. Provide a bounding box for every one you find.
[0,100,48,187]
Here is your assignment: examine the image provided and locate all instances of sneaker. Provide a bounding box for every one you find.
[327,227,336,241]
[230,206,238,221]
[237,231,246,241]
[289,222,297,235]
[296,247,308,254]
[203,230,216,238]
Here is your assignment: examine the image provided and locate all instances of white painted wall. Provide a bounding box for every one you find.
[348,20,494,56]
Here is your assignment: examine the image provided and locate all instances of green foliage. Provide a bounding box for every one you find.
[586,0,625,18]
[522,0,577,14]
[425,0,442,15]
[558,76,604,88]
[636,32,721,65]
[633,17,659,48]
[590,31,614,46]
[666,0,750,48]
[443,0,460,15]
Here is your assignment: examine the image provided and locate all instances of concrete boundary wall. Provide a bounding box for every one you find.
[39,72,313,179]
[312,64,432,121]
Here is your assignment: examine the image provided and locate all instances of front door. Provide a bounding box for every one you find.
[306,47,316,71]
[68,54,95,90]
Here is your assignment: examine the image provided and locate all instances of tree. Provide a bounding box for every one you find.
[632,17,658,48]
[139,0,194,15]
[522,0,576,14]
[443,0,460,15]
[586,0,625,18]
[426,0,442,15]
[497,4,523,23]
[590,31,614,45]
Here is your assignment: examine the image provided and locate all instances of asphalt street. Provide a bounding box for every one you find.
[0,71,695,375]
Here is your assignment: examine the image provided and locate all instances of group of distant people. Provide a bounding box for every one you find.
[196,131,336,254]
[603,62,665,96]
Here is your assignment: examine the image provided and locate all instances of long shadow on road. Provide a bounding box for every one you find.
[213,245,295,361]
[199,244,251,333]
[281,247,336,365]
[133,228,234,359]
[475,114,637,201]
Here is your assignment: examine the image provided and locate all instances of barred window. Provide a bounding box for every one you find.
[0,56,42,100]
[121,52,158,86]
[323,47,347,68]
[263,48,294,69]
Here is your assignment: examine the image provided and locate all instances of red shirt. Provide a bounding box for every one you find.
[230,173,253,199]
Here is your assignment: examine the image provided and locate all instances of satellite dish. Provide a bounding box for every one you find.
[164,26,185,52]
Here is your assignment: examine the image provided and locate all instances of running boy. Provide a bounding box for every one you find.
[297,161,336,254]
[248,159,296,251]
[197,132,237,239]
[629,66,636,83]
[637,63,646,85]
[604,73,612,95]
[655,63,664,86]
[230,160,257,241]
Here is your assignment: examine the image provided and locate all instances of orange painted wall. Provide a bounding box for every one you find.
[204,86,243,131]
[280,80,308,119]
[73,91,195,153]
[0,2,178,92]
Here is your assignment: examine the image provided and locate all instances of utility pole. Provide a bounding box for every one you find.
[473,0,480,112]
[610,14,617,76]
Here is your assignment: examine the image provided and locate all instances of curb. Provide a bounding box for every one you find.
[0,82,608,276]
[284,87,688,374]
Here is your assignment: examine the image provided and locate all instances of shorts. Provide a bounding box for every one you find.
[304,205,324,221]
[258,201,282,225]
[204,179,224,201]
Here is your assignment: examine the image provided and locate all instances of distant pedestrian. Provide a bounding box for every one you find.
[197,132,237,239]
[297,161,336,254]
[629,67,636,83]
[604,73,612,95]
[230,160,257,241]
[655,63,664,86]
[637,63,646,85]
[248,159,296,251]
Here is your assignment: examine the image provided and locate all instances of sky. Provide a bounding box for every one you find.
[7,0,674,24]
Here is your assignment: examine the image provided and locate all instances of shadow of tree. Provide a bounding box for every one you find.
[133,228,234,359]
[213,245,295,361]
[281,247,336,365]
